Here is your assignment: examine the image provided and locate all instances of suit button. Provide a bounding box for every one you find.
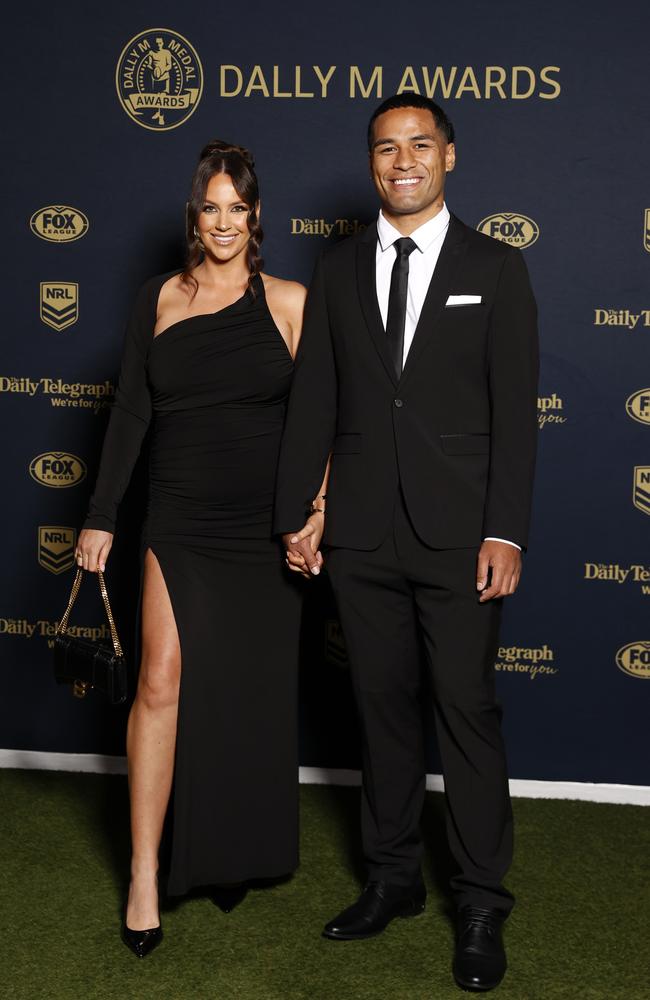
[394,398,404,408]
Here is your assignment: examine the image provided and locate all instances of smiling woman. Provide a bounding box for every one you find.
[182,140,264,298]
[75,138,310,959]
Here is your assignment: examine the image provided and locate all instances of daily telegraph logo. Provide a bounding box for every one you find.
[30,206,88,243]
[626,389,650,425]
[29,452,86,488]
[593,309,650,330]
[633,467,650,516]
[494,644,558,680]
[477,213,539,249]
[616,641,650,679]
[291,218,367,238]
[116,29,203,130]
[38,526,76,575]
[584,562,650,595]
[0,377,113,413]
[537,394,566,430]
[0,617,110,648]
[40,283,78,331]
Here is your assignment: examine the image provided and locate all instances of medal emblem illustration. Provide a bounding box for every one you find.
[116,29,203,131]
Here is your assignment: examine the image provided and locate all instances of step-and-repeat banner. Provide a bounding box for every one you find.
[2,1,648,784]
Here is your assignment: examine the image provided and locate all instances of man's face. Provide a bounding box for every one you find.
[369,107,455,226]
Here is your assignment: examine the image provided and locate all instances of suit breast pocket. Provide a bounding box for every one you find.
[332,433,362,455]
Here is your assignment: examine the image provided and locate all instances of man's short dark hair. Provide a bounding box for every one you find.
[367,94,455,149]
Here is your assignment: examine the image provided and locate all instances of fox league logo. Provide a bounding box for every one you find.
[30,206,88,243]
[477,213,539,248]
[616,641,650,679]
[29,452,86,488]
[116,29,203,130]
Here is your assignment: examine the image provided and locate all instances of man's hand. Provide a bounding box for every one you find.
[283,513,325,579]
[476,540,521,602]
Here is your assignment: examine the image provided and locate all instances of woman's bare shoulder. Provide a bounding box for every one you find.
[261,273,307,309]
[157,272,190,309]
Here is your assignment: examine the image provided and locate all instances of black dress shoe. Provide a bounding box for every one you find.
[122,921,163,959]
[211,884,248,913]
[322,880,426,940]
[453,905,507,992]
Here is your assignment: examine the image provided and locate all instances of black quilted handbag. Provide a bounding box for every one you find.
[53,568,127,705]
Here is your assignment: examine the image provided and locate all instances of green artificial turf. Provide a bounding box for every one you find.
[0,770,647,1000]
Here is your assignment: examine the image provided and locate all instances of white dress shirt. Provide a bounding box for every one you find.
[375,206,520,552]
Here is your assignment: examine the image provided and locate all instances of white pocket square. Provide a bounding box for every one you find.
[445,294,482,306]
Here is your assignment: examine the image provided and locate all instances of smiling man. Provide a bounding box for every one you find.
[274,94,539,993]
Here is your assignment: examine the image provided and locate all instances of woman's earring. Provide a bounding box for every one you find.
[193,224,205,251]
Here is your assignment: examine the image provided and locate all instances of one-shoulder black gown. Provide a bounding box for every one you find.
[84,272,301,895]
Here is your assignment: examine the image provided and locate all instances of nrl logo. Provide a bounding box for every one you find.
[38,526,76,575]
[40,283,78,331]
[633,466,650,516]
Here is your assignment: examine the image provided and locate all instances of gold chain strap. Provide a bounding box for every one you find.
[56,568,123,658]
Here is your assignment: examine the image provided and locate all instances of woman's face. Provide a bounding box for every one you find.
[196,172,253,263]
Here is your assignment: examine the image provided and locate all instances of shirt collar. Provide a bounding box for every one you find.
[376,203,451,254]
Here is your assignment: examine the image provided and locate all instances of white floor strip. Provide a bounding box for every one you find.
[1,750,648,805]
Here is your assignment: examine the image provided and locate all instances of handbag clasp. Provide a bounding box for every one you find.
[73,680,91,698]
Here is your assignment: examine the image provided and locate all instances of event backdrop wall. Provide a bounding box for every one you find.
[2,0,649,786]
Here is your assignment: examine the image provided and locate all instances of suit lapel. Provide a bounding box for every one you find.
[399,215,468,386]
[356,224,398,387]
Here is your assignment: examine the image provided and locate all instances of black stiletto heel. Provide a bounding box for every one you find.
[122,885,163,957]
[122,920,163,958]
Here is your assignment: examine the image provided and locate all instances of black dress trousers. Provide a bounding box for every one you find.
[326,490,514,914]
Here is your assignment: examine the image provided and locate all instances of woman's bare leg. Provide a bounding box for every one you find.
[125,549,180,930]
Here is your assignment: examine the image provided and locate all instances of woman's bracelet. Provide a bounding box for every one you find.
[309,494,327,515]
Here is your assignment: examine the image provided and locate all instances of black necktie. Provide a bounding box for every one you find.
[385,237,417,378]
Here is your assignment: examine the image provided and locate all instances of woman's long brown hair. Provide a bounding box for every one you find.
[182,140,263,297]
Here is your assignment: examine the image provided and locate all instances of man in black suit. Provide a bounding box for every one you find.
[274,94,538,992]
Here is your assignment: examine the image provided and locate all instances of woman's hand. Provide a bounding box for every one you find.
[283,512,325,578]
[75,529,114,572]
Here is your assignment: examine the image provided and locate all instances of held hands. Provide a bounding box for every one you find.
[283,513,325,579]
[476,540,522,602]
[75,528,114,573]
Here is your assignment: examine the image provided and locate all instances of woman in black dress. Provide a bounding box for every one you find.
[76,141,320,956]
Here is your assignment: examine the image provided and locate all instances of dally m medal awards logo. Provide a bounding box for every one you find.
[30,206,89,243]
[40,283,78,331]
[116,29,203,131]
[633,467,650,515]
[616,641,650,679]
[38,526,76,575]
[644,209,650,253]
[477,213,539,249]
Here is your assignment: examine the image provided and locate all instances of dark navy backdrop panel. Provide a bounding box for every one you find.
[2,0,649,783]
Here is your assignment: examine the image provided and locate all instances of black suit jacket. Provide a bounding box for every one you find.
[274,214,539,550]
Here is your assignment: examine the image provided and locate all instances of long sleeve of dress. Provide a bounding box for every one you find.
[83,280,157,532]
